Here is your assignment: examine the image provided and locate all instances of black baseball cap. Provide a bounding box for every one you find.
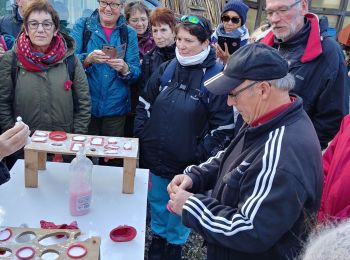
[204,43,289,95]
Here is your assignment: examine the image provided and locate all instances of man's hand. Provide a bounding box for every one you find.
[0,123,30,161]
[168,185,193,215]
[167,174,193,194]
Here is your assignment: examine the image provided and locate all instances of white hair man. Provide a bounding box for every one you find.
[261,0,349,150]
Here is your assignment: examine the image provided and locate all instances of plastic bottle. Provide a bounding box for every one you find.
[69,147,93,216]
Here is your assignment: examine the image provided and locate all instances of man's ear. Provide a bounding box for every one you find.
[258,81,271,99]
[301,0,309,15]
[53,29,58,37]
[201,39,209,50]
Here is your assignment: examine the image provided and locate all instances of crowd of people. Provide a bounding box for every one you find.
[0,0,349,260]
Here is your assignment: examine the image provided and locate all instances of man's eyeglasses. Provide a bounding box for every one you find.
[228,81,260,101]
[221,15,241,24]
[99,0,121,9]
[181,15,205,28]
[27,21,54,31]
[265,0,301,18]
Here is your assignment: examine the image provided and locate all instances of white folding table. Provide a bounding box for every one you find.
[0,160,149,260]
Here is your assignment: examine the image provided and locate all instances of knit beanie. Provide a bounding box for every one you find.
[222,0,249,26]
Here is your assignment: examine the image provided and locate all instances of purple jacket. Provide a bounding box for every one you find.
[138,29,155,60]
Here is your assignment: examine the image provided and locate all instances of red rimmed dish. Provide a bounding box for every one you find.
[110,225,137,242]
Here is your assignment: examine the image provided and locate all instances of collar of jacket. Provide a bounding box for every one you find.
[214,23,250,41]
[261,13,322,64]
[241,94,303,138]
[154,43,176,59]
[87,9,127,34]
[12,4,22,22]
[250,97,294,127]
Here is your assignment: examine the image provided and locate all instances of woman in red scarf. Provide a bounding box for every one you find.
[0,0,91,168]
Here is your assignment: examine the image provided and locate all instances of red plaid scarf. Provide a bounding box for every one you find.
[16,32,66,72]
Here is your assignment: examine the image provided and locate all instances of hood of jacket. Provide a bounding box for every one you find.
[212,23,250,42]
[261,13,323,63]
[11,4,22,22]
[86,9,128,36]
[13,31,76,66]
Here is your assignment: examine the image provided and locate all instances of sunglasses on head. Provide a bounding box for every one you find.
[181,15,205,28]
[221,15,241,24]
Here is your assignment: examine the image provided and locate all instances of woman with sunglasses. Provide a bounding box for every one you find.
[0,0,91,167]
[211,0,249,64]
[135,15,234,260]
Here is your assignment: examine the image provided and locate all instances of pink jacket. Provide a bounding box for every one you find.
[318,115,350,223]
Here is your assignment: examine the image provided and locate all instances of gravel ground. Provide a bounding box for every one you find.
[144,225,207,260]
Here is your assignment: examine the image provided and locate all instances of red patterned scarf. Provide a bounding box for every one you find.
[16,32,66,72]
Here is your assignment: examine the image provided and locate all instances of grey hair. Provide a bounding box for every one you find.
[268,73,295,91]
[301,220,350,260]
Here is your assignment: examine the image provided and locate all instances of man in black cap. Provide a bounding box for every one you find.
[167,43,323,260]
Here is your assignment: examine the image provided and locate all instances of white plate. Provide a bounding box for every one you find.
[72,135,86,142]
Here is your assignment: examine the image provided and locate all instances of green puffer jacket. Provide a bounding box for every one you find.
[0,33,91,134]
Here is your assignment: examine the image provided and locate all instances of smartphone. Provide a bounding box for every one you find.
[115,43,126,59]
[217,36,241,55]
[102,44,117,59]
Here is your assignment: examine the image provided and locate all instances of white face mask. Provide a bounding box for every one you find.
[175,46,210,66]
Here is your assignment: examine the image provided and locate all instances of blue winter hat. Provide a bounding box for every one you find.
[222,0,249,25]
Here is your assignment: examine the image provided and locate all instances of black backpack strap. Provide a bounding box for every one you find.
[66,54,75,81]
[120,24,128,45]
[81,17,91,53]
[159,58,177,91]
[11,52,18,87]
[65,54,78,113]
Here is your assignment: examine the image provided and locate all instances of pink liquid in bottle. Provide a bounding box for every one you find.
[69,187,92,216]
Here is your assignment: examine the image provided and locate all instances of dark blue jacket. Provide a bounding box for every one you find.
[262,14,349,149]
[134,49,234,179]
[141,43,176,91]
[0,5,22,37]
[0,161,10,185]
[183,96,323,260]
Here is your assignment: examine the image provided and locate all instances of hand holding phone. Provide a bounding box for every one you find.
[102,44,117,59]
[217,36,241,55]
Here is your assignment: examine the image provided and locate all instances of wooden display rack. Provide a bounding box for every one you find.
[24,131,139,194]
[0,227,100,259]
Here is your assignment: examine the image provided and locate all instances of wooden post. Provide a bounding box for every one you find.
[122,158,137,194]
[24,150,39,187]
[38,152,47,170]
